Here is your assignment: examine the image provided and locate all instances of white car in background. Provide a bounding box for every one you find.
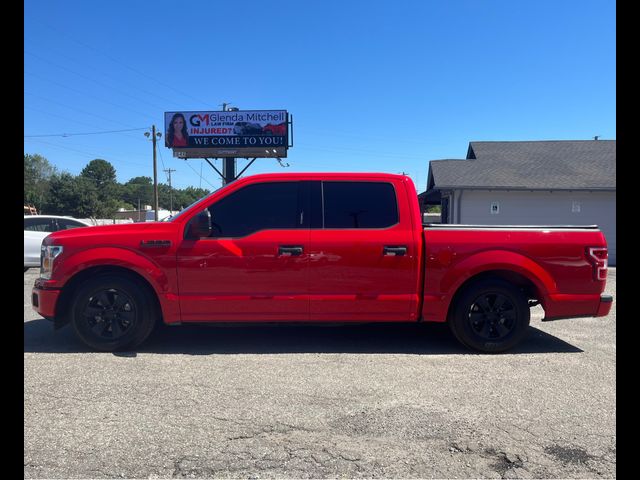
[24,215,92,272]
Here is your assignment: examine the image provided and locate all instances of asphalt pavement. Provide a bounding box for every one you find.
[24,268,616,479]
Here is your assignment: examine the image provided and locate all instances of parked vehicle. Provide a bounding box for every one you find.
[24,215,92,272]
[32,173,612,352]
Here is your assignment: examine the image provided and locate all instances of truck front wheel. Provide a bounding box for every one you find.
[70,275,157,352]
[449,279,530,353]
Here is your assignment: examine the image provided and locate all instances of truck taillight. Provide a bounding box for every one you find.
[586,247,608,281]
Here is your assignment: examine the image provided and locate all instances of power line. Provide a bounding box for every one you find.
[156,140,167,174]
[25,50,171,113]
[25,127,148,138]
[24,138,150,168]
[27,18,218,109]
[25,71,159,122]
[23,106,150,142]
[24,91,141,129]
[183,159,218,190]
[24,51,186,110]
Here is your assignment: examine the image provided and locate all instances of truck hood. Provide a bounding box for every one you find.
[44,222,177,244]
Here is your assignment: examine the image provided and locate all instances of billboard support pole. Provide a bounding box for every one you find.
[236,158,257,178]
[204,158,224,179]
[222,104,238,185]
[223,157,236,185]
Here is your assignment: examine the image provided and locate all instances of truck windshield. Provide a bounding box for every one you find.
[167,185,223,222]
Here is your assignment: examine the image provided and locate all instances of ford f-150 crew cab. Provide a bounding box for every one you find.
[32,173,612,353]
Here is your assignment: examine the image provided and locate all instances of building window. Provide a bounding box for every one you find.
[572,200,581,213]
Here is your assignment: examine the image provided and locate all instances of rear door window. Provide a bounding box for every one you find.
[322,182,398,228]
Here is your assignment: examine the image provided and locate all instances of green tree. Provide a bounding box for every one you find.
[80,159,116,188]
[157,183,170,210]
[80,159,119,217]
[44,173,100,217]
[174,186,210,210]
[122,176,153,209]
[24,153,57,211]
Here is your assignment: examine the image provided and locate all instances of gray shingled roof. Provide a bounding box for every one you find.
[428,140,616,190]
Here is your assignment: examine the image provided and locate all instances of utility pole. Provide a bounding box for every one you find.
[164,168,176,212]
[221,103,238,185]
[145,126,162,221]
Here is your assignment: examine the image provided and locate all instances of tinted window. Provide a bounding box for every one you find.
[56,219,87,230]
[323,182,398,228]
[208,182,300,237]
[24,218,54,232]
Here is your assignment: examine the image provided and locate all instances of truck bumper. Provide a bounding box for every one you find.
[543,293,613,321]
[32,285,61,319]
[596,294,613,317]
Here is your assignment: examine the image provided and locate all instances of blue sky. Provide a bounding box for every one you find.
[24,0,616,194]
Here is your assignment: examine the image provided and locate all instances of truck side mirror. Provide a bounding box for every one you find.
[186,209,212,239]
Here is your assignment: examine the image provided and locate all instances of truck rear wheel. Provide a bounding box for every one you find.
[449,279,530,353]
[70,274,157,352]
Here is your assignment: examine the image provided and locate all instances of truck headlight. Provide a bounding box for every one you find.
[40,245,63,279]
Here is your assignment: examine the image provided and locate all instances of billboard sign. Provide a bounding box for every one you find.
[164,110,289,158]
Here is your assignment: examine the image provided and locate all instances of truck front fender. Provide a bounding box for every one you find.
[57,247,170,294]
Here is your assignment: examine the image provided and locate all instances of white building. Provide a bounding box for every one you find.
[421,140,616,265]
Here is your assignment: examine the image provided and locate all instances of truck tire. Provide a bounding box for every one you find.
[70,274,157,352]
[449,279,530,353]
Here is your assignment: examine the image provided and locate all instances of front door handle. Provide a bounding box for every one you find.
[383,245,407,256]
[279,245,303,256]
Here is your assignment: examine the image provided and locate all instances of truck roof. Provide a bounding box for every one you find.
[234,172,411,182]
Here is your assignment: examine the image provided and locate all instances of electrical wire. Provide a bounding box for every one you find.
[183,159,217,190]
[25,51,187,110]
[25,127,148,138]
[24,138,150,168]
[25,50,171,113]
[25,71,159,122]
[24,91,142,129]
[24,106,148,141]
[156,142,168,178]
[26,18,218,109]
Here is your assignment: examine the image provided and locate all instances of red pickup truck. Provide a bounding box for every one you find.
[32,173,612,353]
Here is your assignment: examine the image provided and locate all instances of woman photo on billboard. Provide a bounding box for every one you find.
[166,113,189,147]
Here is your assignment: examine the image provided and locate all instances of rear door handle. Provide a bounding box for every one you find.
[383,245,407,256]
[279,245,303,256]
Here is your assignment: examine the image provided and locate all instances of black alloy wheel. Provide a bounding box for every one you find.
[449,279,530,353]
[82,288,136,341]
[467,292,517,341]
[70,274,157,351]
